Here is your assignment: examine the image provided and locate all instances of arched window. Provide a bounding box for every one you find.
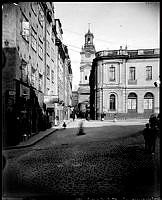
[110,94,116,110]
[128,93,137,112]
[144,92,154,110]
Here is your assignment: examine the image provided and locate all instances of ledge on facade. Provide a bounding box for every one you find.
[95,48,160,59]
[79,83,90,86]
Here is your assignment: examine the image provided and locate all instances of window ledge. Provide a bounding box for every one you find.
[128,79,137,85]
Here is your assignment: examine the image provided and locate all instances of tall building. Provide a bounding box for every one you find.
[2,2,72,147]
[54,19,72,122]
[78,27,96,116]
[90,47,160,120]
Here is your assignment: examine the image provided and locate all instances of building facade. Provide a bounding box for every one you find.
[90,47,160,120]
[2,2,72,147]
[54,19,73,122]
[78,28,96,116]
[72,91,79,114]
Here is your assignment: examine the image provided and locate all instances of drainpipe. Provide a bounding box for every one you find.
[102,61,103,116]
[44,6,47,97]
[125,59,127,119]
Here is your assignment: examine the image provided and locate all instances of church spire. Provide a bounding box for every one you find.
[88,23,91,33]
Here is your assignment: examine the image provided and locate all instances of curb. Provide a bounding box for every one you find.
[3,120,72,150]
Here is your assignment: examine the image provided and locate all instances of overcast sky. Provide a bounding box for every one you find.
[54,2,160,91]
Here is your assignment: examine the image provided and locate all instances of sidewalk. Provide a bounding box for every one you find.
[3,118,149,150]
[3,119,72,150]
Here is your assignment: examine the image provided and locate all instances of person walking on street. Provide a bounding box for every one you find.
[72,112,75,121]
[143,123,150,153]
[149,123,157,154]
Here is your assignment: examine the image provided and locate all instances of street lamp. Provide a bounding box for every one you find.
[154,79,160,87]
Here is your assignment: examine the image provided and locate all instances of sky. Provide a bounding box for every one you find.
[54,2,160,91]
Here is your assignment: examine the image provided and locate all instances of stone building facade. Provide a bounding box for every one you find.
[2,2,72,147]
[90,47,160,120]
[78,28,96,116]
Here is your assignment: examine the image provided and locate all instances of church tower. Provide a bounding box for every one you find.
[78,25,96,116]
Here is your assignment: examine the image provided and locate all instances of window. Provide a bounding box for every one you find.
[109,65,115,81]
[128,93,137,111]
[85,75,87,80]
[51,70,54,82]
[146,66,152,80]
[51,48,55,62]
[110,94,116,110]
[38,39,43,59]
[144,92,154,110]
[38,8,43,27]
[20,59,28,82]
[129,67,135,80]
[21,19,29,42]
[46,40,50,56]
[39,74,43,91]
[31,68,35,87]
[31,2,37,16]
[31,28,37,52]
[46,65,50,78]
[47,88,50,95]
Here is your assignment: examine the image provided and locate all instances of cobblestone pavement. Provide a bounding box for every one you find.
[2,120,160,199]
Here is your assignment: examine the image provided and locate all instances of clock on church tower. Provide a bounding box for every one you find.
[85,52,91,58]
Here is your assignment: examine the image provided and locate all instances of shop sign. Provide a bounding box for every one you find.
[9,91,16,96]
[20,84,30,99]
[44,95,59,106]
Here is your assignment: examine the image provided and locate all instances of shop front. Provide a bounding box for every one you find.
[44,95,59,127]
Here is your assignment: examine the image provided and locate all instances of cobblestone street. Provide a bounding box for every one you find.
[2,120,160,199]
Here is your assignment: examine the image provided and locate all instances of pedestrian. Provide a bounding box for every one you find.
[72,112,75,121]
[143,123,150,152]
[63,120,66,129]
[101,113,104,121]
[149,123,157,154]
[113,114,117,122]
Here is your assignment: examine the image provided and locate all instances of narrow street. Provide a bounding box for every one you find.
[2,119,160,199]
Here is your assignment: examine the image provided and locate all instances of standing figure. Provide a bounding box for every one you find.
[72,111,75,121]
[149,123,157,154]
[143,123,150,152]
[63,120,67,129]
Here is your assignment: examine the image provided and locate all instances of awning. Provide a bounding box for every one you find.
[44,95,59,106]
